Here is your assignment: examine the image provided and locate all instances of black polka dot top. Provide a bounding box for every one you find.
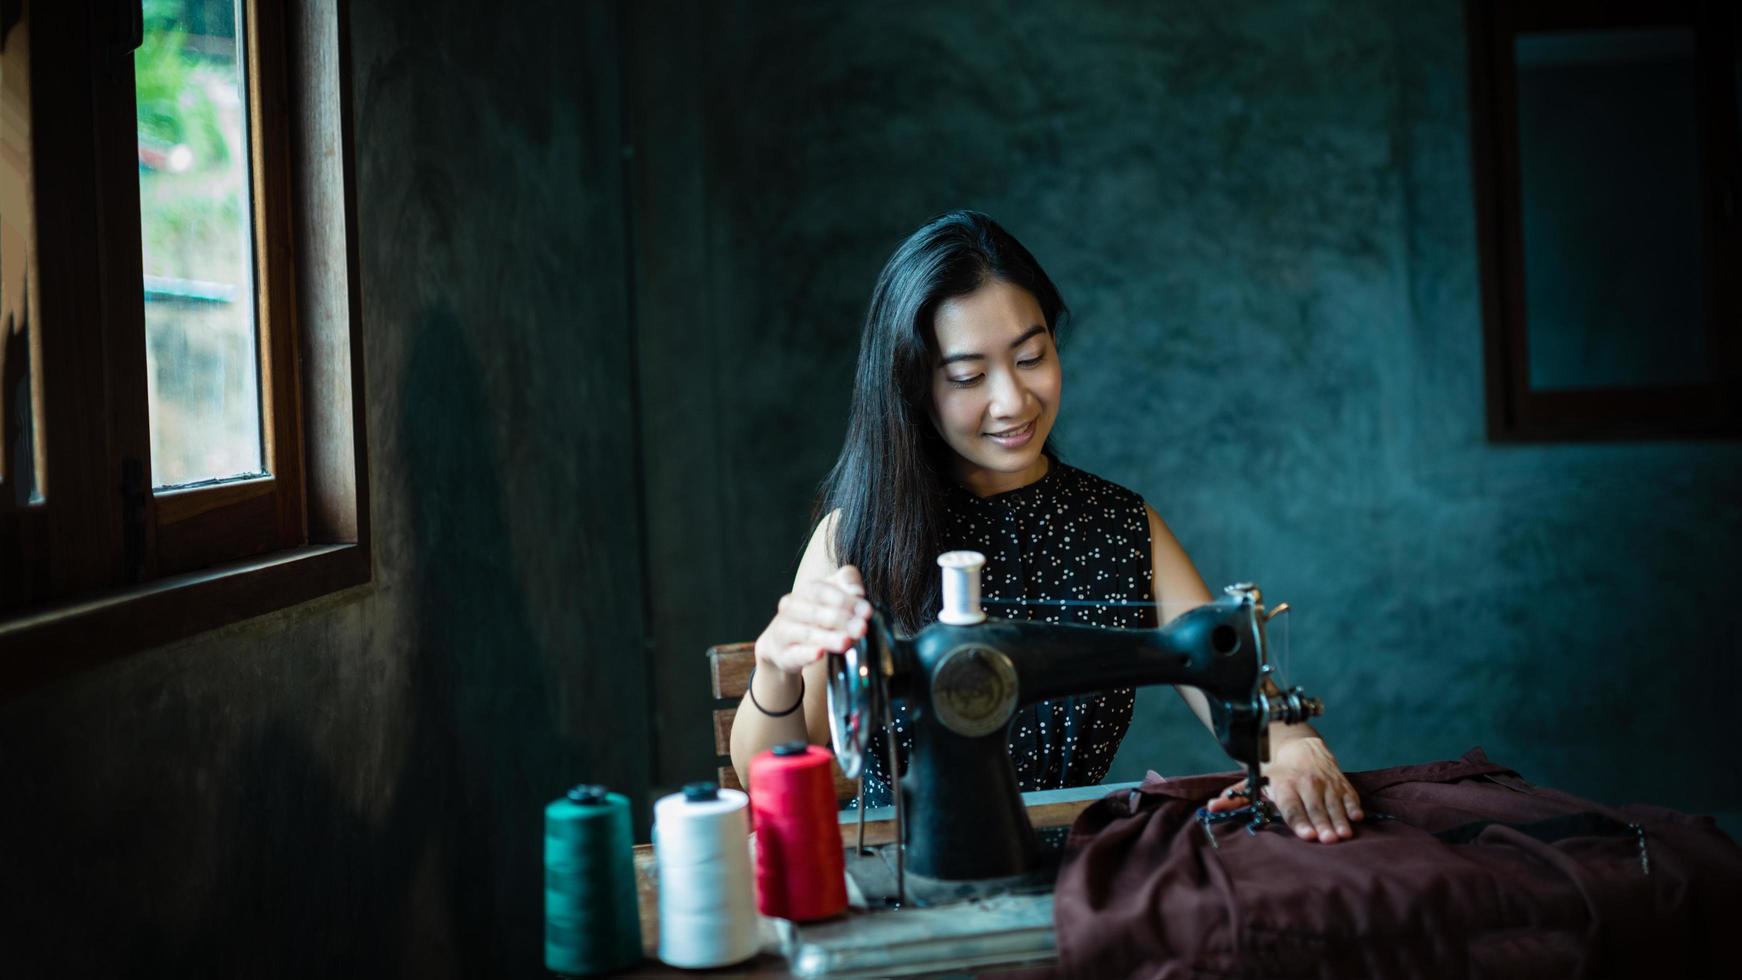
[851,458,1157,810]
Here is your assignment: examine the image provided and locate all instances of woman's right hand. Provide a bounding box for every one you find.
[754,565,872,675]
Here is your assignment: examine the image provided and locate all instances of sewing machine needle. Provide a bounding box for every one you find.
[856,778,867,854]
[883,705,905,907]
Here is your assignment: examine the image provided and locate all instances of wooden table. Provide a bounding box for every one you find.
[619,784,1129,978]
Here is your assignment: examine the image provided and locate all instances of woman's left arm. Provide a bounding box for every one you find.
[1145,504,1363,843]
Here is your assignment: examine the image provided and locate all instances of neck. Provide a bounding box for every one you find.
[955,452,1051,498]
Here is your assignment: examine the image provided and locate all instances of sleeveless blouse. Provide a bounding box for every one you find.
[852,460,1157,810]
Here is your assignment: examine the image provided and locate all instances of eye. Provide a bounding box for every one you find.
[1017,351,1047,368]
[947,374,984,388]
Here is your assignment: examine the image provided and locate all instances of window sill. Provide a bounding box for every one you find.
[0,542,371,698]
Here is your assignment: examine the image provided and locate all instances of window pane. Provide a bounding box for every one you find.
[1513,28,1708,391]
[136,0,263,488]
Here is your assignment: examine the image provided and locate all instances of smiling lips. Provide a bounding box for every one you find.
[984,418,1037,449]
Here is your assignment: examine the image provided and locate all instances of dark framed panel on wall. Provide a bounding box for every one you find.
[1467,0,1741,441]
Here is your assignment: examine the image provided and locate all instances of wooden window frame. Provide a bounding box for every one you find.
[0,0,369,694]
[1467,0,1742,442]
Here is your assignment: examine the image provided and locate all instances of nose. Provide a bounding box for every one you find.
[987,367,1030,421]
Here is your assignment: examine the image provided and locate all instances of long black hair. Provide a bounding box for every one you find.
[816,210,1069,634]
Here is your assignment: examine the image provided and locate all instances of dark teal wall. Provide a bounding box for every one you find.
[2,2,1737,977]
[632,0,1742,826]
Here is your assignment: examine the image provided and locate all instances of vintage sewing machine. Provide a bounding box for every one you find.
[825,550,1322,904]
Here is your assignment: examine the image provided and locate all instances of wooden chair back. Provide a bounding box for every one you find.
[708,642,860,806]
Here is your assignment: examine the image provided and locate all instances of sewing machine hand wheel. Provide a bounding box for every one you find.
[826,608,895,780]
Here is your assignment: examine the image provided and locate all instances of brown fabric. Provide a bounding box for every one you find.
[1052,748,1742,979]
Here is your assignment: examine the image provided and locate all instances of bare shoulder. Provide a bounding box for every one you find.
[794,509,844,586]
[1144,502,1213,613]
[1143,502,1192,560]
[810,508,844,565]
[1143,502,1174,542]
[816,509,843,560]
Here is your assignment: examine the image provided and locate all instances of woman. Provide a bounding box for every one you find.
[729,211,1361,843]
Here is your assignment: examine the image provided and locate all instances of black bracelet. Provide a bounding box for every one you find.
[747,667,805,717]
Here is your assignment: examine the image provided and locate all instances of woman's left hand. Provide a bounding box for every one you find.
[1206,736,1362,843]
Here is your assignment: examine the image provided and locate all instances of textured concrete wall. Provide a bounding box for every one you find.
[2,2,1738,977]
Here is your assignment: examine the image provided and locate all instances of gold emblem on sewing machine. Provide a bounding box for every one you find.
[931,644,1019,738]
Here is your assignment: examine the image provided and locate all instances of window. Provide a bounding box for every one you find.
[1467,0,1741,440]
[0,0,369,686]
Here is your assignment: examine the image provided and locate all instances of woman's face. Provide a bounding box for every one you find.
[927,278,1061,496]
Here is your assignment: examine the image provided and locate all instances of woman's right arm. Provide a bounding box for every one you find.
[728,511,871,784]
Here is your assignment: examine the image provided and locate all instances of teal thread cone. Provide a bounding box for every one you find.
[545,785,641,976]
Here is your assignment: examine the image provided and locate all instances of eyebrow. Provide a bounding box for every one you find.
[938,324,1048,366]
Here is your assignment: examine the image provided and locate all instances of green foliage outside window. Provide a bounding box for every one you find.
[136,0,229,171]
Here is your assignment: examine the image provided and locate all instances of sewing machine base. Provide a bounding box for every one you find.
[844,826,1071,908]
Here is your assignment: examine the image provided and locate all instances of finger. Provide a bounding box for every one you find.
[1271,780,1315,840]
[1294,778,1338,843]
[797,577,856,611]
[806,623,854,654]
[1321,788,1354,840]
[1205,781,1249,813]
[807,592,871,633]
[793,582,872,640]
[1344,791,1365,823]
[1206,791,1242,812]
[773,620,848,660]
[777,593,853,631]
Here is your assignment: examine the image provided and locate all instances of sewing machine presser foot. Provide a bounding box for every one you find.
[1194,767,1283,847]
[1194,800,1281,847]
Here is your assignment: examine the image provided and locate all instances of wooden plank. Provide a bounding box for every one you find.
[155,484,282,576]
[0,543,368,694]
[708,642,755,699]
[831,766,859,804]
[0,7,41,500]
[32,0,126,598]
[713,707,734,755]
[287,0,370,547]
[0,9,48,609]
[245,0,308,555]
[154,477,276,526]
[631,847,661,960]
